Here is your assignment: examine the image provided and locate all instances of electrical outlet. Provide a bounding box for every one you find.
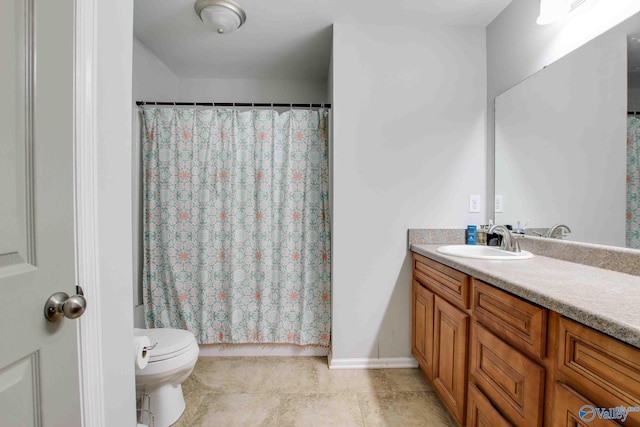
[495,195,504,213]
[469,195,481,213]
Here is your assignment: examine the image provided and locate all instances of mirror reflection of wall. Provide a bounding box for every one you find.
[628,113,640,248]
[629,34,640,111]
[494,11,640,249]
[628,36,640,248]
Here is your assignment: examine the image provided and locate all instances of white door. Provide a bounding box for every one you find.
[0,0,82,425]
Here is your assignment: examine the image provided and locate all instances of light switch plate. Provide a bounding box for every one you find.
[495,195,504,213]
[469,195,481,213]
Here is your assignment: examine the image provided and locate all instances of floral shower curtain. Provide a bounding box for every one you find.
[141,107,331,346]
[628,116,640,249]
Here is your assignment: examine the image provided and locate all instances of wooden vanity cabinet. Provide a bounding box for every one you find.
[412,254,470,425]
[411,253,640,427]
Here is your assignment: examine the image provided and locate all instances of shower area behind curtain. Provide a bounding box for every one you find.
[628,115,640,249]
[141,107,331,347]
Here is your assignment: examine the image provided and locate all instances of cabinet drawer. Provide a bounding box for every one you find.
[557,316,640,424]
[413,254,470,309]
[551,382,619,427]
[412,280,434,379]
[469,322,545,427]
[472,279,547,359]
[467,382,513,427]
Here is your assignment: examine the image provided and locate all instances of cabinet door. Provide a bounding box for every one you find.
[432,295,469,425]
[552,382,619,427]
[467,383,513,427]
[412,280,434,379]
[469,322,545,427]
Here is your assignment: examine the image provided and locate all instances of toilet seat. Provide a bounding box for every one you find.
[134,327,199,427]
[134,328,197,362]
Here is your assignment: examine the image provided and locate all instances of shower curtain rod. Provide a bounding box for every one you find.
[136,101,331,109]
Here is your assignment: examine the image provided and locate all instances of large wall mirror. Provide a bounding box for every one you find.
[495,11,640,249]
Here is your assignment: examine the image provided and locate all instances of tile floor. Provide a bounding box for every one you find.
[170,356,455,427]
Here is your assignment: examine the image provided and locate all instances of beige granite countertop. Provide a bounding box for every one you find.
[411,243,640,349]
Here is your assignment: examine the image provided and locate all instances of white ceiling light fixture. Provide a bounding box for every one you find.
[536,0,570,25]
[195,0,247,34]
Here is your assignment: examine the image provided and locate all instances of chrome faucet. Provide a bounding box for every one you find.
[545,224,571,239]
[488,224,521,253]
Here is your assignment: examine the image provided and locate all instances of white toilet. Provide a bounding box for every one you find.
[134,328,199,427]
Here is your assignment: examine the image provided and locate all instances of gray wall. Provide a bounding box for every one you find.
[331,23,487,364]
[177,78,327,104]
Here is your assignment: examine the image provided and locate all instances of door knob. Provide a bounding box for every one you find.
[44,286,87,322]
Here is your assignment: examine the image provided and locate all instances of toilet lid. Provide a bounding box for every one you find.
[134,328,196,362]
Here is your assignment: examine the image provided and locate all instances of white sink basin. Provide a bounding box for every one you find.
[436,245,533,260]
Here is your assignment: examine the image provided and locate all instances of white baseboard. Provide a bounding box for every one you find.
[327,352,419,370]
[198,345,330,357]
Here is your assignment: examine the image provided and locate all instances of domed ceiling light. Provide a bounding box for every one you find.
[195,0,247,34]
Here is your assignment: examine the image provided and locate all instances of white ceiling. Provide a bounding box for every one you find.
[133,0,513,80]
